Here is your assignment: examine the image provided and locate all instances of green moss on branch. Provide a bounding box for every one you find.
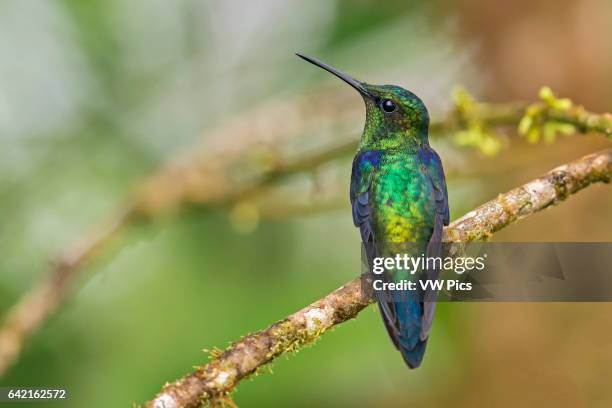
[144,149,611,408]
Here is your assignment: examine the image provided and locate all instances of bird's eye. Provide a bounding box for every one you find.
[381,99,396,113]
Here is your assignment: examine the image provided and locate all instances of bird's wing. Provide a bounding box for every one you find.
[350,151,379,244]
[419,147,450,339]
[350,151,403,347]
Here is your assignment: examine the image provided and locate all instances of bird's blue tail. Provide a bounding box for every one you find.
[399,335,428,369]
[396,296,428,368]
[377,292,429,369]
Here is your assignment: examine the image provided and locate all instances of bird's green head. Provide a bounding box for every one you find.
[297,53,429,151]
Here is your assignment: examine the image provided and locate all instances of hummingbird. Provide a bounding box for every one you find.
[297,54,449,368]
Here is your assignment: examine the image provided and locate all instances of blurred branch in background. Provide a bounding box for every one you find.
[144,149,612,408]
[122,86,612,216]
[0,88,611,377]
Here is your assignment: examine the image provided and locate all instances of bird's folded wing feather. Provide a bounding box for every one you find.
[419,147,450,339]
[350,152,402,342]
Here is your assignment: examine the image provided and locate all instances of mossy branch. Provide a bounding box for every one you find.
[143,148,611,408]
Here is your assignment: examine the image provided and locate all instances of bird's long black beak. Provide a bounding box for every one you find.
[296,53,372,98]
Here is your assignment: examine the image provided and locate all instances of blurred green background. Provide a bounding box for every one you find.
[1,0,611,407]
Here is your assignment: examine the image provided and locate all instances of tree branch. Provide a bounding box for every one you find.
[0,208,135,376]
[143,148,611,408]
[132,89,611,216]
